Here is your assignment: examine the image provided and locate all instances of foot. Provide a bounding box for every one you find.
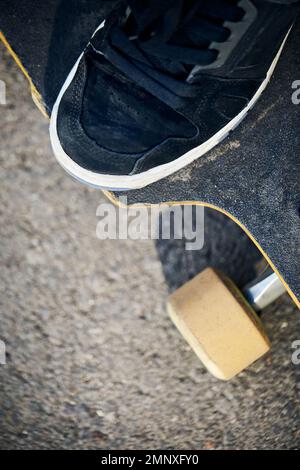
[50,0,300,190]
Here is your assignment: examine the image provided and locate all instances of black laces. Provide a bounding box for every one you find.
[97,0,245,107]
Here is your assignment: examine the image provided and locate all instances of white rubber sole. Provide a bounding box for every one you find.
[49,27,291,191]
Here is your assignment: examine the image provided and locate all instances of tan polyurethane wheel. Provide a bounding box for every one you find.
[167,267,270,380]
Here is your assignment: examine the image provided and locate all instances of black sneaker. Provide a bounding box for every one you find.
[50,0,299,190]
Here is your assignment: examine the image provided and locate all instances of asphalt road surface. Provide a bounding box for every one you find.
[0,44,299,450]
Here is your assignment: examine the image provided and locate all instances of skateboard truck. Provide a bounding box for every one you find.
[243,269,286,311]
[168,267,286,381]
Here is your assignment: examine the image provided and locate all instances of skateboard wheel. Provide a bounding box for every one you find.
[167,267,270,380]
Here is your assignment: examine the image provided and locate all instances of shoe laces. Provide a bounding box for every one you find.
[95,0,245,108]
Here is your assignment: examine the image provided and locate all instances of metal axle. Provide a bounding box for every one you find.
[243,270,286,311]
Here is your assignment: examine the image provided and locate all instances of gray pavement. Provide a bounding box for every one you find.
[0,45,299,450]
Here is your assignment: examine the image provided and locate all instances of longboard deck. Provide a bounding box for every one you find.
[1,0,299,307]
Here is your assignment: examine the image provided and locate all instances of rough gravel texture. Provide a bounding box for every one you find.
[0,45,300,450]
